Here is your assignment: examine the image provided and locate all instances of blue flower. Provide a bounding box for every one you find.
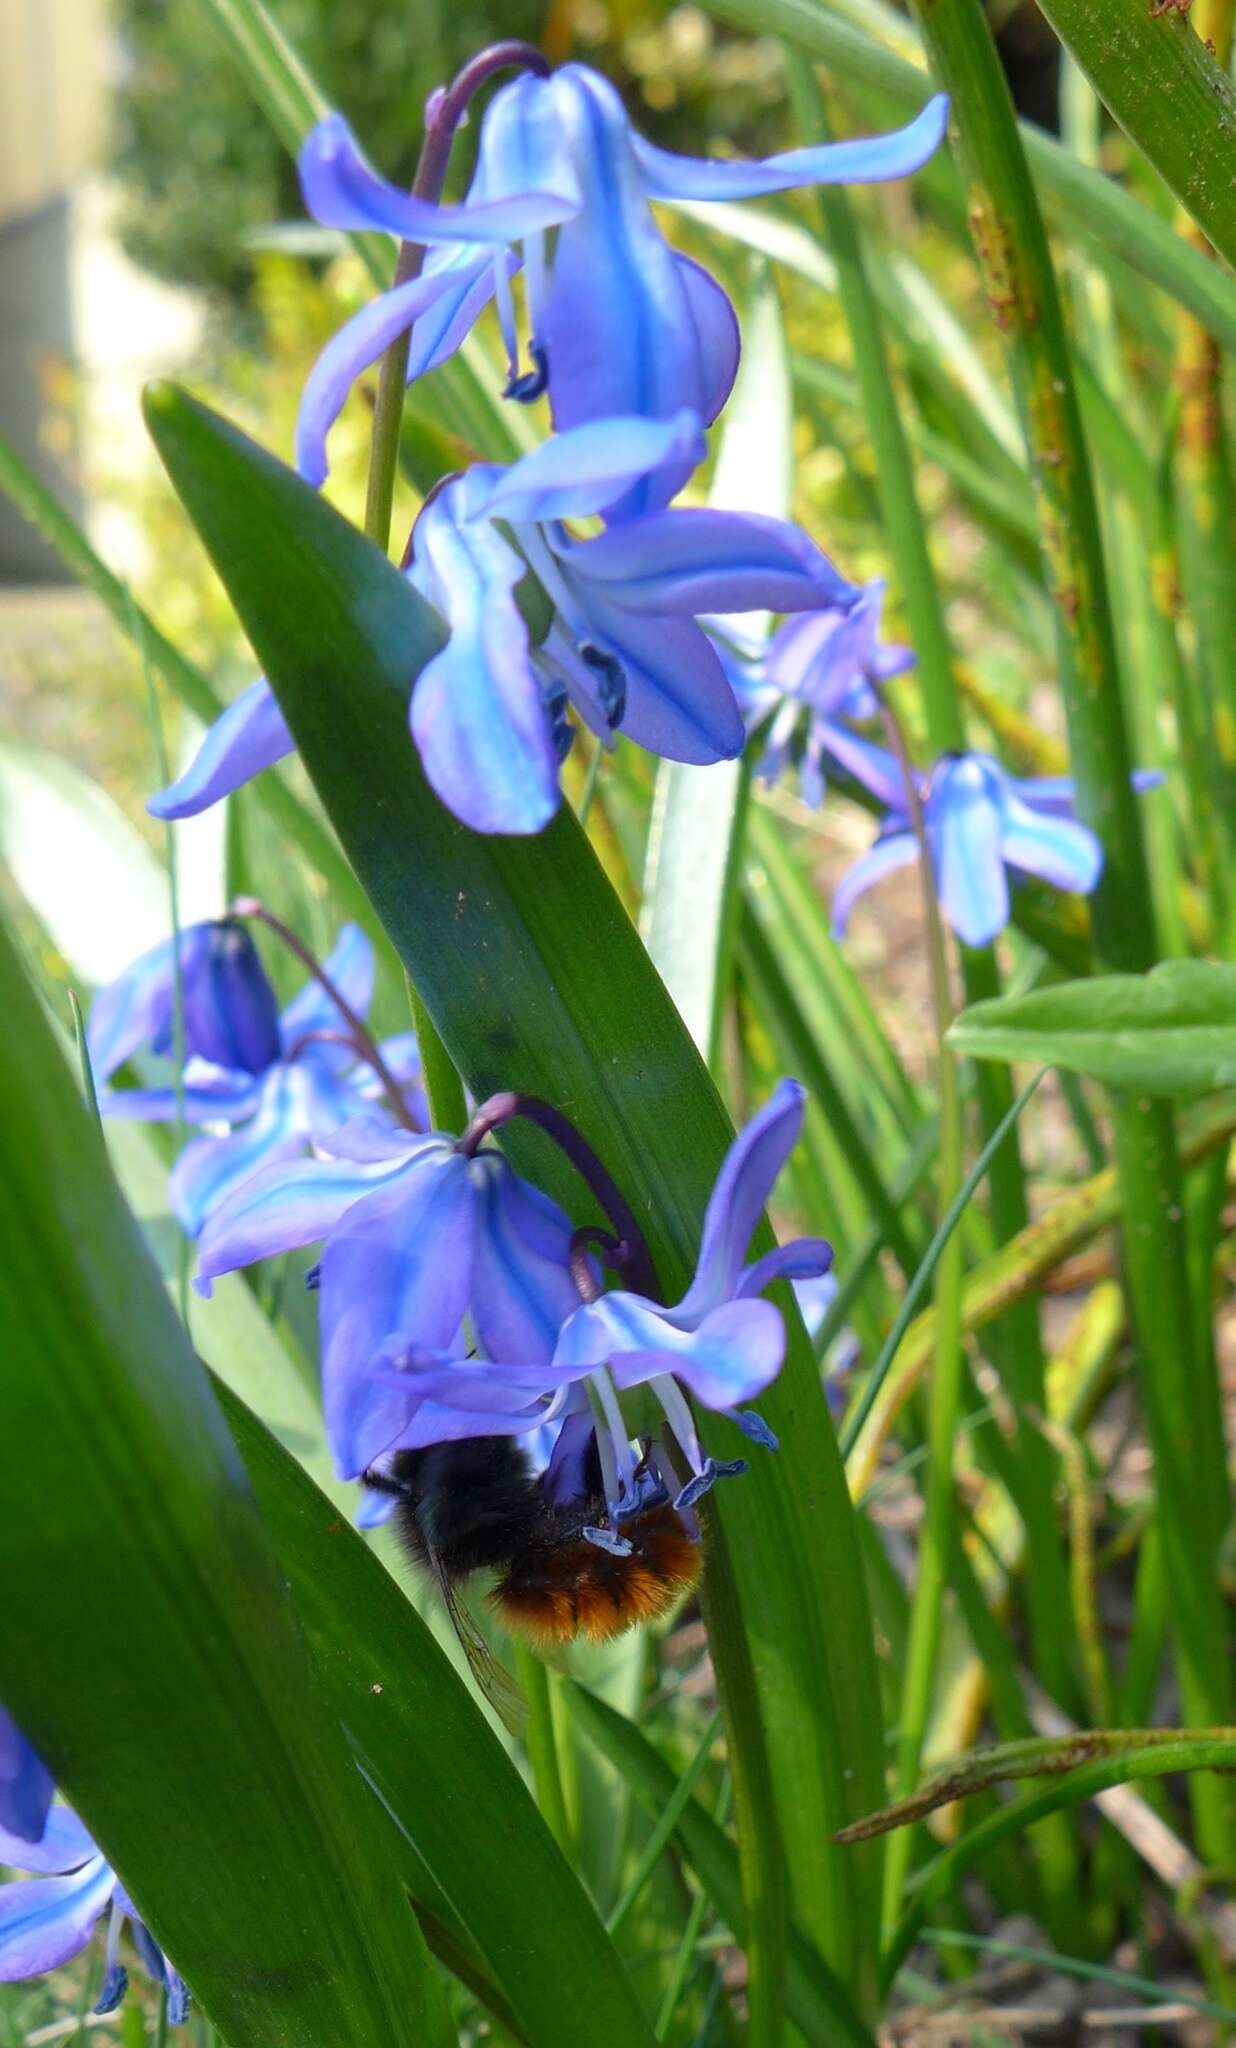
[0,1714,52,1846]
[294,68,948,489]
[89,923,424,1235]
[729,578,914,808]
[194,1114,582,1479]
[0,1806,188,2024]
[153,413,858,838]
[833,751,1161,947]
[364,1082,830,1523]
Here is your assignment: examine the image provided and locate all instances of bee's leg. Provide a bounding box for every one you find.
[359,1466,412,1497]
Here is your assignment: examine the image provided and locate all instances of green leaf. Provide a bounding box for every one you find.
[0,912,450,2048]
[216,1384,659,2048]
[950,961,1236,1094]
[562,1683,875,2048]
[700,0,1236,357]
[141,381,888,2025]
[1033,0,1236,268]
[641,265,789,1064]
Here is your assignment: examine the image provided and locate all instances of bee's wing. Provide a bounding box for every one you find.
[429,1546,529,1740]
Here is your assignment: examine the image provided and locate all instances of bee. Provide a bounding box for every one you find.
[365,1434,700,1731]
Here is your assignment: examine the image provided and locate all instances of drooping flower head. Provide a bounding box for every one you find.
[88,920,424,1235]
[0,1806,188,2025]
[832,747,1161,947]
[294,66,949,489]
[152,414,858,837]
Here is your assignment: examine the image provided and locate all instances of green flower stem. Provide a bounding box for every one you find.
[905,0,1236,1866]
[512,1644,572,1855]
[787,61,1076,1714]
[873,701,966,1925]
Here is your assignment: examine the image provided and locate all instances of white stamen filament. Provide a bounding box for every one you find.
[650,1373,704,1476]
[493,255,520,378]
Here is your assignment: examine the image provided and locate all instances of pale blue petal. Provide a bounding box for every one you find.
[471,411,704,524]
[194,1146,421,1289]
[0,1858,114,1980]
[299,113,575,244]
[633,93,950,200]
[557,508,856,617]
[929,763,1008,946]
[170,1065,315,1239]
[815,723,906,809]
[407,489,559,834]
[148,680,293,820]
[316,1117,439,1165]
[609,1299,785,1409]
[320,1152,477,1476]
[0,1719,52,1846]
[295,260,491,487]
[355,1487,399,1529]
[87,930,198,1084]
[279,925,373,1050]
[674,1081,807,1324]
[738,1237,833,1299]
[405,249,509,384]
[0,1808,98,1878]
[998,796,1103,897]
[831,830,919,936]
[96,1070,263,1127]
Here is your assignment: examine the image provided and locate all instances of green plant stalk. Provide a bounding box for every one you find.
[872,703,966,1925]
[1033,0,1236,268]
[406,973,468,1132]
[605,1712,721,1938]
[702,0,1236,353]
[905,0,1236,1866]
[787,61,1074,1713]
[512,1645,572,1856]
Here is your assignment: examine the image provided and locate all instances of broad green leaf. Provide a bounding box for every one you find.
[640,266,790,1064]
[0,913,450,2048]
[562,1682,875,2048]
[142,382,888,2025]
[217,1385,659,2048]
[950,961,1236,1094]
[700,0,1236,357]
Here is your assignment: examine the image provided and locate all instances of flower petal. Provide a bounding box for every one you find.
[86,929,202,1084]
[407,490,560,835]
[832,829,919,936]
[998,794,1103,897]
[466,1153,579,1361]
[279,925,374,1051]
[738,1237,833,1299]
[677,255,741,426]
[814,723,906,809]
[928,760,1009,946]
[96,1069,264,1126]
[557,508,856,617]
[294,260,489,487]
[169,1065,315,1239]
[0,1808,99,1879]
[609,1299,786,1409]
[0,1719,52,1846]
[540,69,715,515]
[0,1858,114,1980]
[632,93,950,201]
[195,1146,421,1289]
[169,923,281,1077]
[673,1081,807,1324]
[470,411,705,524]
[320,1152,478,1476]
[558,602,745,764]
[299,112,575,245]
[148,680,294,821]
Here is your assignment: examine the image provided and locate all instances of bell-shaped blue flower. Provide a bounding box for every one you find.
[0,1713,52,1846]
[156,412,858,839]
[90,924,424,1236]
[0,1806,188,2024]
[294,65,948,491]
[363,1081,829,1523]
[833,751,1162,947]
[193,1114,581,1479]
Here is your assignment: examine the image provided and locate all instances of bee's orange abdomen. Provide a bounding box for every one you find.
[491,1506,700,1646]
